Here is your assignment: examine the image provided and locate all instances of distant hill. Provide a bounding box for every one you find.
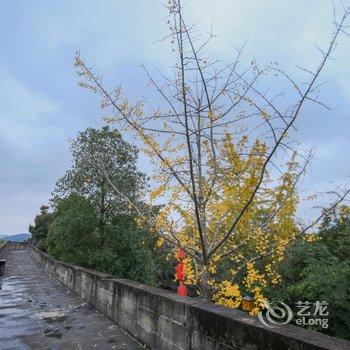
[0,233,31,242]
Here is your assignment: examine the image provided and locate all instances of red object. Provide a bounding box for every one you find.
[177,283,188,296]
[176,248,187,297]
[177,249,186,261]
[176,262,184,281]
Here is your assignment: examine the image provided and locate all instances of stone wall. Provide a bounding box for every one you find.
[0,241,9,258]
[0,241,25,258]
[7,242,348,350]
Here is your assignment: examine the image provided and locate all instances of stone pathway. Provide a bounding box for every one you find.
[0,249,144,350]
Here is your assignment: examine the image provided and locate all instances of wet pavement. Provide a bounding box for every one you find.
[0,249,144,350]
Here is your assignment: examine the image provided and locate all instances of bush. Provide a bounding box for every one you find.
[269,210,350,339]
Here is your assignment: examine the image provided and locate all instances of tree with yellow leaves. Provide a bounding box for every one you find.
[74,1,350,311]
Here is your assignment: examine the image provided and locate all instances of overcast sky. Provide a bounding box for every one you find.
[1,0,349,235]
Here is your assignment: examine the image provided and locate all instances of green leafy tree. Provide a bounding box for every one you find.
[47,194,99,267]
[319,206,350,261]
[47,195,157,284]
[46,127,159,284]
[29,205,54,251]
[52,126,146,235]
[91,214,156,285]
[269,207,350,339]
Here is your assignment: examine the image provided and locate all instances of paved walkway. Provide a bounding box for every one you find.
[0,249,144,350]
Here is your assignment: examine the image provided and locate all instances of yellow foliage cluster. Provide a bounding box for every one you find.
[182,257,196,285]
[149,132,299,314]
[303,234,320,243]
[213,281,242,308]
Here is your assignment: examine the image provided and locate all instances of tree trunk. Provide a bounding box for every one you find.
[99,179,106,236]
[198,271,213,301]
